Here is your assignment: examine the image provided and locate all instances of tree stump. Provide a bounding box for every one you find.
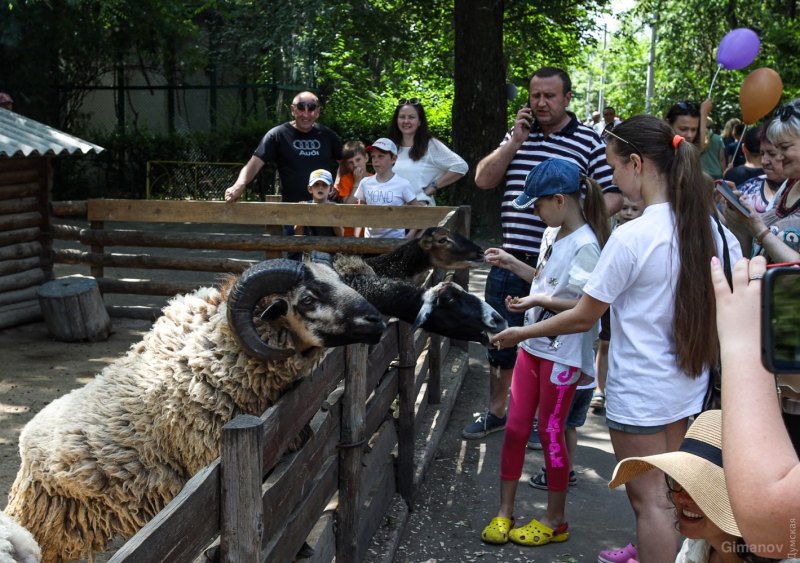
[37,277,111,342]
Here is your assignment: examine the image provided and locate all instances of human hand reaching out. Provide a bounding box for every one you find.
[504,294,538,313]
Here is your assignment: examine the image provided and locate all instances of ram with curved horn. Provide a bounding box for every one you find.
[4,259,385,563]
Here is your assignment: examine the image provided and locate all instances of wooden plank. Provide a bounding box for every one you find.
[261,405,340,547]
[359,421,398,506]
[0,298,40,314]
[413,381,430,438]
[106,305,162,321]
[304,511,335,563]
[365,368,398,441]
[336,344,368,563]
[88,199,454,229]
[428,334,442,405]
[54,249,259,273]
[96,278,206,296]
[51,223,81,241]
[357,457,397,563]
[260,455,338,563]
[79,229,406,254]
[0,285,40,307]
[0,241,41,261]
[413,350,430,401]
[220,415,263,563]
[0,169,39,186]
[0,211,41,232]
[264,225,283,260]
[396,321,415,506]
[0,256,40,277]
[0,197,38,215]
[0,268,44,293]
[0,227,40,247]
[260,346,345,474]
[0,302,41,329]
[366,321,399,392]
[50,200,87,216]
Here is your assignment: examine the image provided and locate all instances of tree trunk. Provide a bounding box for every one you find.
[451,0,507,237]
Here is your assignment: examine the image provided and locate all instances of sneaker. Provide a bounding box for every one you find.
[462,411,507,439]
[598,544,638,563]
[527,419,543,450]
[529,467,577,490]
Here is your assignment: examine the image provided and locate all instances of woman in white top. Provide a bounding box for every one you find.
[490,114,742,563]
[387,98,468,208]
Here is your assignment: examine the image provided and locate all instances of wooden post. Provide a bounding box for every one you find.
[90,220,104,279]
[452,206,471,351]
[37,277,111,342]
[428,334,442,405]
[264,225,284,260]
[220,414,264,563]
[336,343,368,563]
[397,321,415,508]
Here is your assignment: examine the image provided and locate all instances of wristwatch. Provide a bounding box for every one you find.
[430,180,438,191]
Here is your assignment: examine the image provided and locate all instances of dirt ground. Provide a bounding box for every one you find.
[1,221,637,563]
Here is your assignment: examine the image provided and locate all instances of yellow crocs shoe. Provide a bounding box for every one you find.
[509,519,569,546]
[481,516,514,545]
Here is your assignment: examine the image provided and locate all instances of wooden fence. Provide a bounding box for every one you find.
[47,199,472,562]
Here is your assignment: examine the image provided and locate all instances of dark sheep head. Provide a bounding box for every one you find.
[418,227,485,271]
[410,282,508,347]
[227,259,386,360]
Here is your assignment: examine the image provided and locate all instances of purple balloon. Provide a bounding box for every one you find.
[717,28,761,70]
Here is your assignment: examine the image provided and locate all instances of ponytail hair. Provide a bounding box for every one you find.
[576,175,610,249]
[606,114,717,378]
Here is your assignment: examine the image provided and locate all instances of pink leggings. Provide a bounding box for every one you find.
[500,349,579,492]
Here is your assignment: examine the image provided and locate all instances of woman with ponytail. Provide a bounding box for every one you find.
[480,158,608,547]
[490,115,742,563]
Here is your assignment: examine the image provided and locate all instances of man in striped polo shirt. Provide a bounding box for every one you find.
[463,66,622,439]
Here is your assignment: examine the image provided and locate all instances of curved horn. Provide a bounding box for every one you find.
[227,259,304,361]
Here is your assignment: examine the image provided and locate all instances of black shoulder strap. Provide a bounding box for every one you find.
[712,214,733,290]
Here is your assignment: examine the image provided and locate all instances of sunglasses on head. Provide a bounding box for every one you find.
[605,129,643,157]
[294,101,318,112]
[665,474,683,493]
[775,104,800,123]
[677,101,699,111]
[397,98,421,106]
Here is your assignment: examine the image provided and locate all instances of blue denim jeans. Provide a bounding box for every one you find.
[484,265,532,370]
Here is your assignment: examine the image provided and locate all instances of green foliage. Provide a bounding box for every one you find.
[575,1,800,125]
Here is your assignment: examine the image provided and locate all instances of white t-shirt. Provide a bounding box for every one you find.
[520,224,601,377]
[583,203,742,426]
[393,139,468,206]
[354,173,417,238]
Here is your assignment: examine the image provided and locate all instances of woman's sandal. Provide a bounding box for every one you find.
[481,516,515,545]
[529,467,577,490]
[590,392,606,409]
[509,519,569,546]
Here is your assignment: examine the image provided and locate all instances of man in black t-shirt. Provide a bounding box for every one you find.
[224,91,343,204]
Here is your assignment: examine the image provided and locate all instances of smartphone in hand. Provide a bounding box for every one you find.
[715,180,751,218]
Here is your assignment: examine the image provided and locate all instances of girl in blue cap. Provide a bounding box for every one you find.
[481,157,610,547]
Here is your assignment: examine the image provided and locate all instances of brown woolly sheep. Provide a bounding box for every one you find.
[4,259,385,563]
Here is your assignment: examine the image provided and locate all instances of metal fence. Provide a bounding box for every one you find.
[146,161,245,200]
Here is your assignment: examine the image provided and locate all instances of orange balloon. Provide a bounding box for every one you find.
[740,68,783,124]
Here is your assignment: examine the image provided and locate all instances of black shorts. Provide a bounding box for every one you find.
[599,309,611,341]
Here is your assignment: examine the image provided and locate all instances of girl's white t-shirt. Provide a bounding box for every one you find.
[583,202,742,426]
[354,173,417,238]
[393,139,469,205]
[520,224,601,377]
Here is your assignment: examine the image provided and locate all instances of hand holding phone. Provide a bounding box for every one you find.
[715,180,751,218]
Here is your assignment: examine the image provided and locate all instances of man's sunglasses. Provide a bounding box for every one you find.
[293,101,318,112]
[775,104,800,123]
[397,98,421,106]
[605,129,643,156]
[677,101,699,111]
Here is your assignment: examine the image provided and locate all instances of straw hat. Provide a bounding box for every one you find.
[608,410,740,537]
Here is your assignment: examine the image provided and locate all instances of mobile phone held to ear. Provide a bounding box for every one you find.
[762,266,800,374]
[715,180,751,218]
[523,101,533,124]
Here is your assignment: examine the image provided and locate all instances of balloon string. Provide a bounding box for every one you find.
[729,123,748,167]
[708,64,723,99]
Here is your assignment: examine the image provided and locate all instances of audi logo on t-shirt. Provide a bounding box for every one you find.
[293,139,321,155]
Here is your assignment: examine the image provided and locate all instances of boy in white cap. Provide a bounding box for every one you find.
[354,138,423,238]
[294,169,343,237]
